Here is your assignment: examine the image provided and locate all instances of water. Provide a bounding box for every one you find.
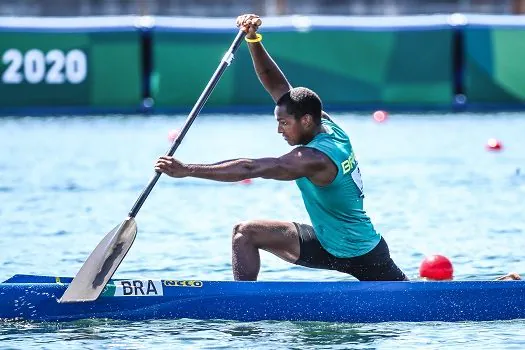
[1,112,524,349]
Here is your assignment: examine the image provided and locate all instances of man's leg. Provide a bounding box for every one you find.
[334,237,409,281]
[231,220,300,281]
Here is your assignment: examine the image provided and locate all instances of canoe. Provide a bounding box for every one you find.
[1,274,524,323]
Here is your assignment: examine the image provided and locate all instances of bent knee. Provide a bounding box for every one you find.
[232,221,258,243]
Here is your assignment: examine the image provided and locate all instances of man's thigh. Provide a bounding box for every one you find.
[236,220,300,263]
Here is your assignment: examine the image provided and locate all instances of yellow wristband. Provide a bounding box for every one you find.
[245,33,262,43]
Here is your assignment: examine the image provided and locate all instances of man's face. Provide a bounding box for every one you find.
[274,105,307,146]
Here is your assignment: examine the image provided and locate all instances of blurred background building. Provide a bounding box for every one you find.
[1,0,524,17]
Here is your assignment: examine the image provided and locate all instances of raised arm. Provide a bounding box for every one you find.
[236,14,292,103]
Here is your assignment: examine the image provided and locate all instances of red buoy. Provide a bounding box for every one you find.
[419,255,453,280]
[372,110,388,123]
[168,129,180,143]
[486,138,503,151]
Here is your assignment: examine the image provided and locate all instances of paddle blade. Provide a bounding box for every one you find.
[58,217,137,303]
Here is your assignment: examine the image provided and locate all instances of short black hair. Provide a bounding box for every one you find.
[276,87,322,125]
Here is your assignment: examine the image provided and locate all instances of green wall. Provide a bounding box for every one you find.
[0,29,141,110]
[465,27,525,105]
[1,16,525,114]
[152,29,453,109]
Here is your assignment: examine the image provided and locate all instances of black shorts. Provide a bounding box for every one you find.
[293,223,408,281]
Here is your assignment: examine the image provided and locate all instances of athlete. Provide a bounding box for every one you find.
[154,14,408,281]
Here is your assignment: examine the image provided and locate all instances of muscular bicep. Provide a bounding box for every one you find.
[257,147,330,181]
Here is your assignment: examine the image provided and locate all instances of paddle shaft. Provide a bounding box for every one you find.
[128,30,246,218]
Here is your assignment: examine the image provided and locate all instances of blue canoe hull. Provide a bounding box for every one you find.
[1,274,524,323]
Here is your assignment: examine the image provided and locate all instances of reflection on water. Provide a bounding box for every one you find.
[2,318,525,349]
[287,322,403,347]
[0,319,405,349]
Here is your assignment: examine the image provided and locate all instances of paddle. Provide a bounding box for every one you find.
[59,29,248,303]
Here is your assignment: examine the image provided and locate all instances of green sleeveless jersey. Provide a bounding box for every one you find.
[295,118,380,258]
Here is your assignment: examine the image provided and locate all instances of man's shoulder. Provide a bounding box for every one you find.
[321,113,340,130]
[321,111,332,121]
[321,115,348,139]
[294,146,333,165]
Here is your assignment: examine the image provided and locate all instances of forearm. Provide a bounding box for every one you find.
[186,159,260,182]
[247,42,291,102]
[186,158,297,182]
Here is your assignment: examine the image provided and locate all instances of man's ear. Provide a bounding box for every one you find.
[302,114,313,128]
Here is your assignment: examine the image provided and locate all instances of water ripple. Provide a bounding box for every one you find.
[1,113,525,349]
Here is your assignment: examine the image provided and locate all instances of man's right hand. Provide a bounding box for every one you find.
[236,14,262,39]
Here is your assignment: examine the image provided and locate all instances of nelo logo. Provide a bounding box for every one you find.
[163,280,203,287]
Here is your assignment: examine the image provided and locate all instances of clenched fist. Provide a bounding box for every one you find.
[155,156,189,178]
[236,14,262,39]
